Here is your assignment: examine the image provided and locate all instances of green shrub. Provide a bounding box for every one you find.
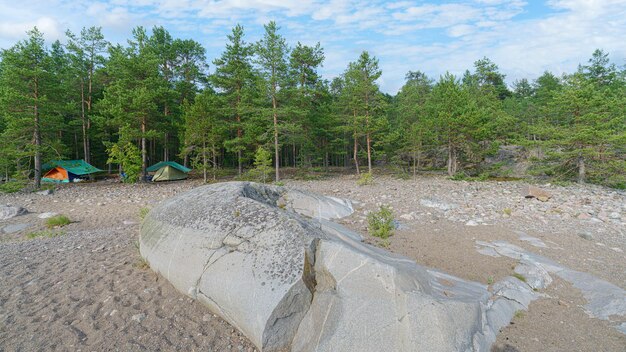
[357,172,374,186]
[27,230,65,240]
[45,215,71,229]
[0,180,26,193]
[367,205,395,239]
[106,139,142,183]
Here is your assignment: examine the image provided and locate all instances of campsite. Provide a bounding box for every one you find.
[1,1,625,351]
[1,174,625,351]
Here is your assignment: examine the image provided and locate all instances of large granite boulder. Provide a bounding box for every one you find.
[140,182,501,351]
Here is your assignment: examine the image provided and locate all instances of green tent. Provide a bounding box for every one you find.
[42,160,103,183]
[147,161,191,182]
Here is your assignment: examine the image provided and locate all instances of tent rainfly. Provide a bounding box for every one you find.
[147,161,191,182]
[42,160,103,183]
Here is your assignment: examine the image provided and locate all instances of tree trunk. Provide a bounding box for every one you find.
[353,110,360,175]
[447,145,457,176]
[33,79,41,189]
[141,117,147,182]
[74,132,79,159]
[236,89,243,176]
[81,81,89,163]
[366,131,372,174]
[577,153,585,184]
[272,91,280,182]
[203,139,207,183]
[212,142,217,181]
[86,57,94,164]
[413,150,417,179]
[164,132,169,161]
[163,105,169,161]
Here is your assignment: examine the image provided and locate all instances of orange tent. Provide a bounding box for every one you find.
[43,167,69,182]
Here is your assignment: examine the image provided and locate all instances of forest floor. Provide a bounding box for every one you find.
[0,174,624,351]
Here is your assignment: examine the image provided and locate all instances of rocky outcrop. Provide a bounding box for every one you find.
[524,186,551,202]
[0,205,27,221]
[140,182,510,351]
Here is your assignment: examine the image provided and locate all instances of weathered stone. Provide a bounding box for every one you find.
[0,205,27,221]
[36,189,53,195]
[140,182,517,351]
[38,212,58,219]
[524,186,551,201]
[419,198,459,211]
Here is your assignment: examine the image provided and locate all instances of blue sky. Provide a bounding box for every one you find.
[1,0,625,93]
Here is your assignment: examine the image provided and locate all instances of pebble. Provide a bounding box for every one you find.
[131,313,146,323]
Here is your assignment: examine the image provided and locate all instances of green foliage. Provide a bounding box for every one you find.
[45,215,71,229]
[27,230,66,240]
[357,172,374,186]
[512,273,527,283]
[250,146,273,183]
[139,207,150,220]
[367,205,395,239]
[106,140,142,183]
[0,24,623,190]
[0,180,27,193]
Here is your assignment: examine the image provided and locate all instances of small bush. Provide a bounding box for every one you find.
[45,215,71,229]
[27,230,65,240]
[252,146,273,183]
[367,205,395,239]
[0,181,26,193]
[357,172,374,186]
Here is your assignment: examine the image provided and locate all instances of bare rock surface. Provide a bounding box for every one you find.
[0,205,27,220]
[140,181,538,352]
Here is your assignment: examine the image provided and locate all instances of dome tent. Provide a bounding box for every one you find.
[42,160,103,183]
[147,161,191,182]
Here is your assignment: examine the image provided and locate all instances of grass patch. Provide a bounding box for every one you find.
[357,172,374,186]
[487,276,494,285]
[26,230,65,240]
[514,310,525,319]
[139,207,150,220]
[45,215,71,229]
[378,238,391,248]
[367,205,394,239]
[512,272,527,282]
[502,208,512,216]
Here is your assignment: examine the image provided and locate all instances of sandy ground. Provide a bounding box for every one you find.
[1,174,625,351]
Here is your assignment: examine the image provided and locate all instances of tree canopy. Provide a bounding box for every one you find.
[0,26,624,189]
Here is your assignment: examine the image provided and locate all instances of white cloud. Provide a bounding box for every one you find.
[0,0,624,94]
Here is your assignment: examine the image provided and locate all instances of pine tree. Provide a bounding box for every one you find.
[255,21,289,181]
[286,42,324,167]
[98,27,163,180]
[212,24,256,175]
[65,27,108,164]
[182,90,225,182]
[0,28,52,188]
[343,51,383,174]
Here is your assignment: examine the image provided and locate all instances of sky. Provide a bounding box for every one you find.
[1,0,625,93]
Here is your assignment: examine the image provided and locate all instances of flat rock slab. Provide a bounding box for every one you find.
[0,205,27,221]
[2,223,31,234]
[141,182,514,351]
